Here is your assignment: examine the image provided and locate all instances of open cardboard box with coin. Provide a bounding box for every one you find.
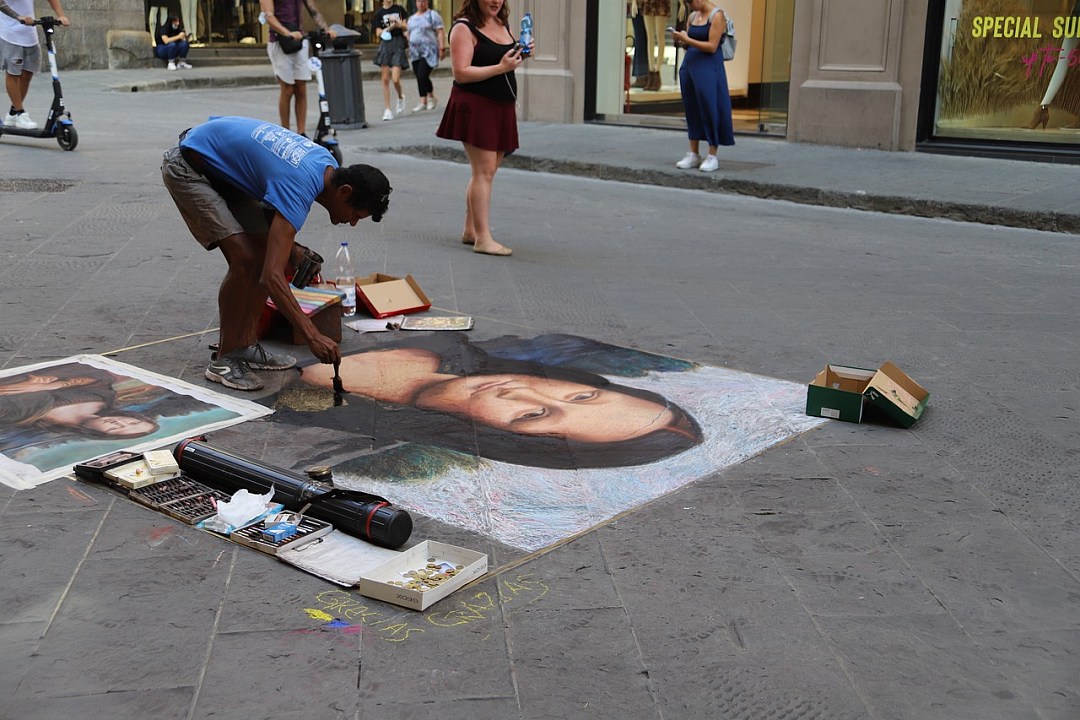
[806,362,929,427]
[357,540,488,611]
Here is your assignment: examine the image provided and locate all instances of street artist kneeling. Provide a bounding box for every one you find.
[161,115,392,391]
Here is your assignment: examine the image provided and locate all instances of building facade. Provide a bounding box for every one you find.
[50,1,1080,162]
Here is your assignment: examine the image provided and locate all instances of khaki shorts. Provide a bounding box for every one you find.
[268,40,311,85]
[160,145,273,251]
[0,38,41,76]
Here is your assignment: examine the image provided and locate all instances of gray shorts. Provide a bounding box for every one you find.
[0,38,41,76]
[267,40,311,85]
[160,145,272,251]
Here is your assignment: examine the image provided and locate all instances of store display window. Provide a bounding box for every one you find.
[933,0,1080,144]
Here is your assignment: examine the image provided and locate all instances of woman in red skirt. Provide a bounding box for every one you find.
[435,0,531,257]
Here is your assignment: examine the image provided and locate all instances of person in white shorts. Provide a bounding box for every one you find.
[0,0,68,130]
[259,0,335,138]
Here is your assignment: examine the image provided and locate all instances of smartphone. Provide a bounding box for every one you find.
[667,26,675,33]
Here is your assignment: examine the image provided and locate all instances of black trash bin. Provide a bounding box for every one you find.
[321,42,367,130]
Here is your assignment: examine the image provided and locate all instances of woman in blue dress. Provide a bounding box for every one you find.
[672,1,734,173]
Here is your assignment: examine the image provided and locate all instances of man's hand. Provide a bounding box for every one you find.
[307,333,341,364]
[57,15,69,27]
[19,15,33,25]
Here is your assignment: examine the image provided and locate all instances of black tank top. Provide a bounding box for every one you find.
[450,20,517,103]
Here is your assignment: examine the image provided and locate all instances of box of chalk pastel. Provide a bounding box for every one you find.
[104,459,160,490]
[143,449,180,476]
[74,450,144,484]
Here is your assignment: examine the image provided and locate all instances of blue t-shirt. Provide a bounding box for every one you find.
[179,116,337,232]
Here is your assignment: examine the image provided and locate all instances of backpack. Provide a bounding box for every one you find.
[718,9,736,61]
[693,8,736,61]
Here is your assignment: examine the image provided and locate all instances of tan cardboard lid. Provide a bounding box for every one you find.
[811,365,876,393]
[866,362,929,418]
[355,273,432,319]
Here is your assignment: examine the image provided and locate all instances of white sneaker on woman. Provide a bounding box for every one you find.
[675,152,702,169]
[382,108,394,121]
[699,155,720,173]
[412,102,427,113]
[396,98,405,115]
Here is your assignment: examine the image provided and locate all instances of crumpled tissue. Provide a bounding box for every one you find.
[200,487,279,535]
[218,487,275,525]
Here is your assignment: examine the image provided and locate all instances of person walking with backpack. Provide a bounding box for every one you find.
[671,0,733,173]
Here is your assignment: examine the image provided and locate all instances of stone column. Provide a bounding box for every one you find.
[787,0,929,151]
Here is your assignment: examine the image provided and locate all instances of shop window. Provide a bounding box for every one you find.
[933,0,1080,145]
[593,0,794,136]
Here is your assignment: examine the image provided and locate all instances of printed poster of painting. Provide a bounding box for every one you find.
[270,334,827,552]
[0,355,272,490]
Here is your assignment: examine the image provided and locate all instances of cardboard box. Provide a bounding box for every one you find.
[357,540,488,611]
[260,286,343,344]
[806,365,876,423]
[863,362,929,428]
[806,362,929,427]
[355,273,432,319]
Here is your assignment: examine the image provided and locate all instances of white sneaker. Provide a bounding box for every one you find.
[177,60,193,69]
[14,112,37,130]
[396,98,404,115]
[675,152,702,169]
[699,154,719,173]
[4,112,38,130]
[382,108,394,121]
[412,102,427,113]
[167,60,177,70]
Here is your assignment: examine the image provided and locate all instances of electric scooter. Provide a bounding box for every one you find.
[305,31,342,165]
[0,16,77,150]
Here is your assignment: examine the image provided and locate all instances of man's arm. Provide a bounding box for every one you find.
[45,0,69,27]
[302,0,335,39]
[259,0,301,41]
[262,214,340,364]
[0,0,33,24]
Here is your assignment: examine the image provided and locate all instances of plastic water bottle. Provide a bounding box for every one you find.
[333,241,356,317]
[519,13,533,55]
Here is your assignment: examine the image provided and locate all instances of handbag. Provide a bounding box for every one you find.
[719,10,736,61]
[277,21,304,54]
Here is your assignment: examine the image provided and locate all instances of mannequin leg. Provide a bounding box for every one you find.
[631,11,648,87]
[643,15,657,71]
[644,15,667,90]
[149,5,167,41]
[1039,34,1079,107]
[1022,3,1079,128]
[180,0,197,41]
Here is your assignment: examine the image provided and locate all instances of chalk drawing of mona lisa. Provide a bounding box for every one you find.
[271,334,824,551]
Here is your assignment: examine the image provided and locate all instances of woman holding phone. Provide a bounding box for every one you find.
[671,0,734,173]
[435,0,532,257]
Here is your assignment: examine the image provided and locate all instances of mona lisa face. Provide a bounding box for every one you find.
[83,415,157,437]
[413,374,676,443]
